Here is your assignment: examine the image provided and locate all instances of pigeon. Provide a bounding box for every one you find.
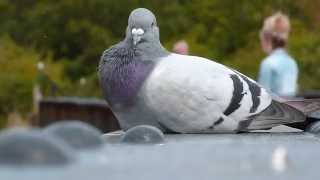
[98,8,316,133]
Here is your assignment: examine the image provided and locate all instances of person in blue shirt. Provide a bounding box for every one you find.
[258,12,298,97]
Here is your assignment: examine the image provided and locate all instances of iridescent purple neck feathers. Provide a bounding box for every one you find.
[98,41,167,107]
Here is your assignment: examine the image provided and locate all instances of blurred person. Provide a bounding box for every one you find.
[172,40,189,55]
[35,62,59,97]
[258,12,298,97]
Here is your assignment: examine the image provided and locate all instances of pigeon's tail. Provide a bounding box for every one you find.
[245,100,306,131]
[281,98,320,130]
[282,99,320,118]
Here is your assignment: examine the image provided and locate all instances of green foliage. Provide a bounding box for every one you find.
[0,36,64,124]
[0,36,36,115]
[290,27,320,91]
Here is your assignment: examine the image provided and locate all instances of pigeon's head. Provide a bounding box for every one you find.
[126,8,159,46]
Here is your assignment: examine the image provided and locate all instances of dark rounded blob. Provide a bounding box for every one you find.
[0,129,74,166]
[306,121,320,134]
[121,125,165,144]
[43,121,104,150]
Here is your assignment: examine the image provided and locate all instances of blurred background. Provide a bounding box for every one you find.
[0,0,319,130]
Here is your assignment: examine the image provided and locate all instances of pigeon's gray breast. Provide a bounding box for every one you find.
[98,40,169,131]
[98,42,156,107]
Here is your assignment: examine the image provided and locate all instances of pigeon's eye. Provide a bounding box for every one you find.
[151,22,155,27]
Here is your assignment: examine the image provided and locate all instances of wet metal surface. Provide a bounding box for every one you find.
[1,126,320,180]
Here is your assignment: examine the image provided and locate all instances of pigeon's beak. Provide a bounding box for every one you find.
[133,35,141,46]
[131,28,144,45]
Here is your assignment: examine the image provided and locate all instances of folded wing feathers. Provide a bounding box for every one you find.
[246,100,305,130]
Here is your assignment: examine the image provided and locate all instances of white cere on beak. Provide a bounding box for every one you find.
[131,28,144,35]
[131,28,144,45]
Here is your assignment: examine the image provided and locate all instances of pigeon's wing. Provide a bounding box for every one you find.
[142,53,272,133]
[245,100,306,131]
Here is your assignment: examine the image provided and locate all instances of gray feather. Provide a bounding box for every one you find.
[242,100,306,131]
